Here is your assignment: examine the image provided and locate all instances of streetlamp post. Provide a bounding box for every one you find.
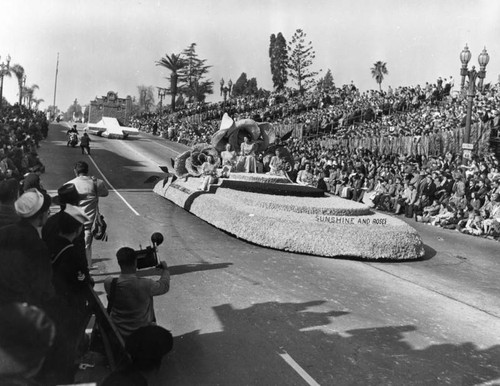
[220,78,232,103]
[0,54,11,110]
[157,87,167,116]
[459,44,489,160]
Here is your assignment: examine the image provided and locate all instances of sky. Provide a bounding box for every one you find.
[1,0,499,112]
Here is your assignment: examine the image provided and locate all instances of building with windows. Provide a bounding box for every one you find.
[89,91,132,125]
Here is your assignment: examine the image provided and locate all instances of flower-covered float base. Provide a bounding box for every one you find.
[153,173,425,260]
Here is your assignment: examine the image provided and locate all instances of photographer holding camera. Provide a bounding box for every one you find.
[104,247,170,338]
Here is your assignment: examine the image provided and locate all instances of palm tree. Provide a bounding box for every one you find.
[21,85,29,106]
[370,61,388,91]
[24,84,39,109]
[155,53,186,112]
[9,64,25,106]
[0,64,12,108]
[32,98,44,110]
[184,80,213,103]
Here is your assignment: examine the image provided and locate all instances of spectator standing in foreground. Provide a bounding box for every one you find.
[39,205,92,386]
[104,247,170,338]
[66,161,109,267]
[0,189,54,308]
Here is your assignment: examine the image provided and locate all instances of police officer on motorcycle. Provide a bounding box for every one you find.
[67,125,79,147]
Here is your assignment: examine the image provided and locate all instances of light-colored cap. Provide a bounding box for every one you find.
[14,189,51,218]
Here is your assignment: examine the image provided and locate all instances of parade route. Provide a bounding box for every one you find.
[40,123,500,385]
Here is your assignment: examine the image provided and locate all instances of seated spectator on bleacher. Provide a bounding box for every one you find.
[482,193,500,236]
[104,247,170,338]
[21,165,46,194]
[0,148,21,181]
[21,149,45,175]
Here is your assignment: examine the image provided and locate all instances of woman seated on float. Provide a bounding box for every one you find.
[238,135,257,173]
[268,149,286,176]
[296,162,315,186]
[199,155,219,191]
[220,143,237,178]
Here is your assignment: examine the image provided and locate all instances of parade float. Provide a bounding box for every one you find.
[153,114,425,260]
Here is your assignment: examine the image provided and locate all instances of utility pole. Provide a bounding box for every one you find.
[52,52,59,119]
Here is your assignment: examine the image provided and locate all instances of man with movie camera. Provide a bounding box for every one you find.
[104,247,170,338]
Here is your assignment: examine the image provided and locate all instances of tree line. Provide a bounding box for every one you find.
[154,28,389,113]
[61,29,389,117]
[0,60,43,111]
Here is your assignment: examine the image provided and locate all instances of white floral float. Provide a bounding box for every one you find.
[153,115,425,260]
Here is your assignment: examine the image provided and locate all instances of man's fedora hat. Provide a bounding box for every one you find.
[52,183,84,206]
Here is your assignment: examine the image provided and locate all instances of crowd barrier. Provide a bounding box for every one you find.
[318,121,493,158]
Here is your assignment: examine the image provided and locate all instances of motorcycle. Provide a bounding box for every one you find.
[67,132,78,147]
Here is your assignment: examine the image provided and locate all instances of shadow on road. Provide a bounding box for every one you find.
[160,299,500,385]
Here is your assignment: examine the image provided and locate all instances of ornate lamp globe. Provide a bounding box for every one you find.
[460,44,472,65]
[478,47,490,67]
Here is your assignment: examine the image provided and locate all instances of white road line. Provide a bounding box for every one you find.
[87,155,140,216]
[476,380,500,386]
[278,351,321,386]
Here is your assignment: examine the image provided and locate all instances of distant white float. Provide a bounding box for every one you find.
[86,117,139,139]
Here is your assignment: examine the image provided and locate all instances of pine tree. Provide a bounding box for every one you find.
[177,43,214,103]
[245,78,258,96]
[231,73,260,98]
[232,73,248,98]
[287,29,319,95]
[269,32,288,91]
[317,69,335,92]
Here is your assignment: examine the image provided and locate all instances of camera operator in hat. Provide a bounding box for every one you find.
[66,160,109,268]
[104,248,170,338]
[0,188,54,308]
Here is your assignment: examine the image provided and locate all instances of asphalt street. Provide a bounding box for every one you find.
[40,123,500,386]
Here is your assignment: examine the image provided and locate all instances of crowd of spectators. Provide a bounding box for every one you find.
[132,76,474,144]
[284,137,500,239]
[0,105,48,186]
[131,76,500,240]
